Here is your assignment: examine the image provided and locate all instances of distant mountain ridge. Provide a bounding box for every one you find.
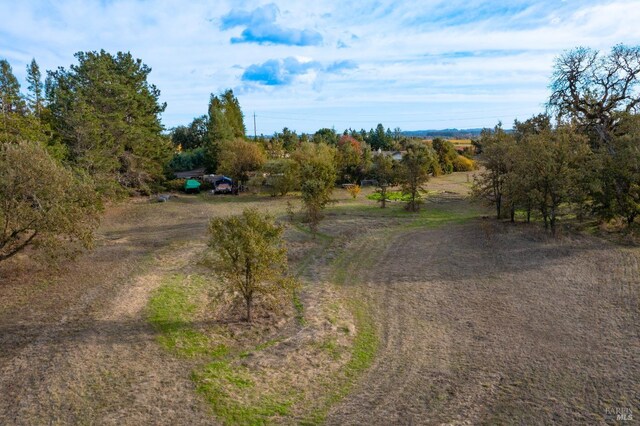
[401,128,485,138]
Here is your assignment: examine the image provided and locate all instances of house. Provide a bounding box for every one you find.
[374,148,404,161]
[174,167,206,179]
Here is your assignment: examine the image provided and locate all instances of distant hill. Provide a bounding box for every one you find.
[402,128,485,139]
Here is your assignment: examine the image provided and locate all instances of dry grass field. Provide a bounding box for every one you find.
[0,172,638,424]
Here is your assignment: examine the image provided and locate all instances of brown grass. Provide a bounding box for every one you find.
[1,173,638,424]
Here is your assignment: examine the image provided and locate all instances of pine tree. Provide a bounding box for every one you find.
[26,59,43,116]
[47,50,172,195]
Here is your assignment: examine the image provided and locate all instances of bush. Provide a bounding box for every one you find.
[453,155,476,172]
[165,178,186,191]
[366,191,412,202]
[262,159,299,196]
[168,148,206,172]
[346,184,361,199]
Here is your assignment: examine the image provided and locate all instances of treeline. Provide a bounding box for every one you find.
[474,44,640,234]
[170,111,475,188]
[0,49,475,261]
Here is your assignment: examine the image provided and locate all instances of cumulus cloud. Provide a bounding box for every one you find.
[3,0,640,133]
[242,57,357,86]
[220,3,322,46]
[242,57,320,85]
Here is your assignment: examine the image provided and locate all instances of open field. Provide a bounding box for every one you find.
[0,172,638,424]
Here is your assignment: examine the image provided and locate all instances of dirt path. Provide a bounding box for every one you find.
[327,221,640,424]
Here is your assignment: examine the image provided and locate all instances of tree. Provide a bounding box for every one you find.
[368,123,393,150]
[0,60,25,142]
[592,113,640,225]
[0,139,101,262]
[400,142,436,212]
[171,115,208,151]
[371,153,397,208]
[0,59,23,115]
[506,114,555,222]
[549,44,640,147]
[221,89,246,138]
[472,125,513,219]
[432,138,458,174]
[26,59,43,117]
[293,142,337,233]
[336,135,365,183]
[207,209,297,322]
[522,126,590,233]
[278,127,298,152]
[312,127,339,145]
[205,90,246,172]
[217,139,266,188]
[262,159,299,196]
[47,50,172,195]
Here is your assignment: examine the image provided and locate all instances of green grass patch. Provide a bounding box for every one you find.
[192,360,295,425]
[366,190,413,202]
[147,274,224,358]
[239,338,282,359]
[292,290,306,325]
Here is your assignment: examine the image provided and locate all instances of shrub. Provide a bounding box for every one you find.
[346,184,361,199]
[165,178,186,192]
[453,155,476,172]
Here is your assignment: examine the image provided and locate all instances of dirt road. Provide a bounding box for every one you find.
[327,221,639,424]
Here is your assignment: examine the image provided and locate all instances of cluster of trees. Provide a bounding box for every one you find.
[46,51,173,195]
[1,57,104,262]
[475,44,640,233]
[258,124,404,156]
[168,89,247,175]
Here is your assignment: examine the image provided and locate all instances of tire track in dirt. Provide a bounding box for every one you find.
[327,221,640,425]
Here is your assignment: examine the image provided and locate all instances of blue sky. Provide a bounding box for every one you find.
[1,0,640,134]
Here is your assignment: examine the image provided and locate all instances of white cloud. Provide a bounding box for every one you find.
[1,0,640,133]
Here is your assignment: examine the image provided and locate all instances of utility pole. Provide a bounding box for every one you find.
[253,112,257,140]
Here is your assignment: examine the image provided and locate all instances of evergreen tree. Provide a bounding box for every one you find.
[222,89,246,138]
[0,60,22,114]
[47,50,171,195]
[26,58,43,116]
[205,90,246,172]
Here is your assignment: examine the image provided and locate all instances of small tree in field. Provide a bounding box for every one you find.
[372,153,397,208]
[400,142,436,212]
[346,184,361,199]
[293,142,337,234]
[207,209,298,322]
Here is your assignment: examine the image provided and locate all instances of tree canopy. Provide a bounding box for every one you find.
[207,208,297,322]
[0,139,101,262]
[549,44,640,146]
[46,50,172,195]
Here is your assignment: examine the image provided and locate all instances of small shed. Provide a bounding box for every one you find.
[184,179,202,193]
